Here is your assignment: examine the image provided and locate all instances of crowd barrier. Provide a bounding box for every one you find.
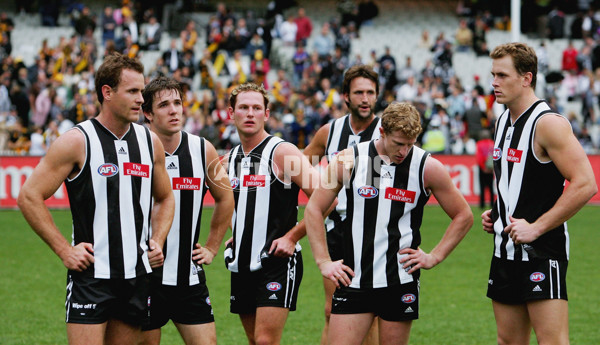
[2,155,600,208]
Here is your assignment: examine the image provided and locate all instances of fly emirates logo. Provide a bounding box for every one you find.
[123,162,150,178]
[172,177,201,190]
[506,148,523,163]
[243,175,266,187]
[384,187,416,203]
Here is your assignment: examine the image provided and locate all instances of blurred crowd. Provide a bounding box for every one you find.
[0,0,599,156]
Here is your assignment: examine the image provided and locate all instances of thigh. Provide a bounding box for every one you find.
[329,313,374,345]
[378,318,412,345]
[527,299,569,345]
[105,318,143,345]
[175,322,217,345]
[67,323,106,345]
[323,277,336,316]
[492,300,531,345]
[254,306,290,344]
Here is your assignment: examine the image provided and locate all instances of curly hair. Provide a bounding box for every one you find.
[381,102,422,139]
[229,83,269,109]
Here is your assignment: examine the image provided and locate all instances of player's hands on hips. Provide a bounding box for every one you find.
[148,239,164,268]
[192,243,216,265]
[481,209,494,234]
[269,236,295,258]
[504,216,541,244]
[62,242,94,271]
[318,259,354,288]
[398,247,439,274]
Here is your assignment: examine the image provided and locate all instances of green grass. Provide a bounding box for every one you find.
[1,206,599,344]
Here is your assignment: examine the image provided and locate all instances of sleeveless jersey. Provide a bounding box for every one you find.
[324,114,381,231]
[345,141,430,289]
[225,136,301,272]
[66,118,154,279]
[157,131,208,286]
[492,100,569,261]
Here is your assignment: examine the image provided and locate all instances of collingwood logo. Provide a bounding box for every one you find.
[167,162,177,170]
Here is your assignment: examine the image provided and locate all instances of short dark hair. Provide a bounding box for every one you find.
[490,42,538,89]
[142,76,184,116]
[342,64,379,97]
[95,53,144,104]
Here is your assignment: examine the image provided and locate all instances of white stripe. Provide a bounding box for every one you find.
[349,147,367,288]
[188,135,204,285]
[549,260,554,299]
[133,124,153,275]
[163,155,180,285]
[116,140,138,278]
[65,276,73,322]
[82,121,110,278]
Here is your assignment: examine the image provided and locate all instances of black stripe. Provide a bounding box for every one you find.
[359,142,380,288]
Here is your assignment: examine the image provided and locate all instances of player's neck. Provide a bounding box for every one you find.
[349,113,375,133]
[507,89,539,123]
[158,130,181,155]
[95,111,132,139]
[240,130,270,155]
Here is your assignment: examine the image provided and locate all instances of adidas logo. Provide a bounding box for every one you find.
[269,294,277,300]
[118,147,127,154]
[382,171,392,179]
[533,285,542,292]
[167,162,177,170]
[405,306,413,313]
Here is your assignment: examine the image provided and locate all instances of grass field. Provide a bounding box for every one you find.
[1,206,599,344]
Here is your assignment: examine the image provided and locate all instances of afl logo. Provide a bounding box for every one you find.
[357,186,378,199]
[230,177,240,189]
[266,282,282,291]
[401,294,416,304]
[98,163,118,177]
[205,297,211,305]
[492,148,502,160]
[530,272,545,282]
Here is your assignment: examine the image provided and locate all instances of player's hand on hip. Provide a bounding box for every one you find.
[193,243,216,265]
[504,216,540,245]
[62,242,94,271]
[399,247,439,274]
[319,259,354,288]
[269,237,295,258]
[481,209,494,234]
[148,239,164,268]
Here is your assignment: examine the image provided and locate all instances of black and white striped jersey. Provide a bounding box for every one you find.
[66,118,154,279]
[225,136,301,273]
[492,100,569,261]
[345,141,430,289]
[324,114,381,231]
[155,131,208,286]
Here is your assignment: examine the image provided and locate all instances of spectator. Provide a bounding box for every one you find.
[335,25,352,57]
[279,14,298,46]
[142,16,163,51]
[562,40,579,72]
[398,55,417,84]
[250,49,270,89]
[295,8,313,46]
[28,125,46,155]
[101,6,116,45]
[313,23,334,60]
[74,6,96,37]
[396,75,418,102]
[547,6,565,39]
[455,19,473,52]
[227,50,250,84]
[246,32,266,57]
[180,20,198,55]
[475,129,494,209]
[162,39,183,73]
[7,118,30,154]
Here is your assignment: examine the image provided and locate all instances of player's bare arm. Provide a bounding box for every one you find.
[400,156,473,274]
[148,132,175,268]
[18,129,95,272]
[193,141,234,265]
[268,142,321,257]
[505,114,597,244]
[303,123,330,165]
[305,150,355,287]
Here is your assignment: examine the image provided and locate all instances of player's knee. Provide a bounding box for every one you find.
[324,304,332,320]
[255,334,277,345]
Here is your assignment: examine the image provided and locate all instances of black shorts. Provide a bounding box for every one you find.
[65,272,150,326]
[487,256,568,304]
[327,226,344,261]
[230,251,303,314]
[143,277,214,330]
[331,280,420,321]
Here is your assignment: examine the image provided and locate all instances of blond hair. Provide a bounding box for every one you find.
[229,83,269,109]
[381,102,422,138]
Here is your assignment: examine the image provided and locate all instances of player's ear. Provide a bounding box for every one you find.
[143,111,153,123]
[102,85,112,101]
